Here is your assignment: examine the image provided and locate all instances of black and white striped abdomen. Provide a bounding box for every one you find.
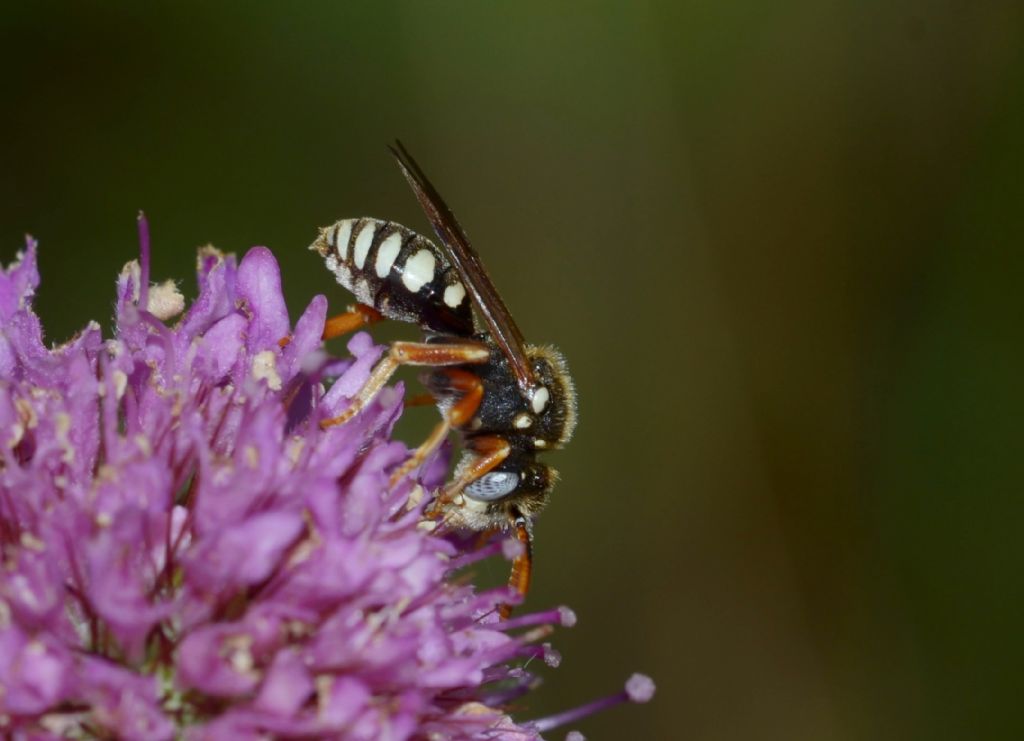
[311,217,474,336]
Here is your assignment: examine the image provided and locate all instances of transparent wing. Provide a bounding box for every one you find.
[390,140,536,392]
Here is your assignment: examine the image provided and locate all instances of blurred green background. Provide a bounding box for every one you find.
[3,2,1023,738]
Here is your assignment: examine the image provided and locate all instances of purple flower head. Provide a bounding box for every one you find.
[0,222,652,739]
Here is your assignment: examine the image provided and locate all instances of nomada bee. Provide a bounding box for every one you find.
[310,142,576,615]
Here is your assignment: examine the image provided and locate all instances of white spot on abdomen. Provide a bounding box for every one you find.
[353,222,376,269]
[335,220,354,261]
[402,249,436,292]
[375,232,403,278]
[443,282,466,308]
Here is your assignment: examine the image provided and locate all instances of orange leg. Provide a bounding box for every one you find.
[389,417,451,487]
[403,392,436,408]
[279,304,382,348]
[389,369,486,486]
[428,435,511,516]
[474,526,501,549]
[436,368,485,427]
[320,340,489,429]
[323,304,383,341]
[500,517,533,619]
[454,436,512,492]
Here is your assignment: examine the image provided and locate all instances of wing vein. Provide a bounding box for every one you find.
[390,140,535,392]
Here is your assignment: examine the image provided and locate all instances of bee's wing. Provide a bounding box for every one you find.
[390,140,536,392]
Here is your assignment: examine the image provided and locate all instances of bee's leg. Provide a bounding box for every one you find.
[278,304,382,348]
[403,392,436,408]
[433,368,486,427]
[390,417,451,487]
[429,435,511,512]
[500,515,534,619]
[390,369,485,486]
[322,304,383,341]
[320,341,489,429]
[474,526,502,549]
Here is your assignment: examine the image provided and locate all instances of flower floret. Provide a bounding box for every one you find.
[0,230,585,740]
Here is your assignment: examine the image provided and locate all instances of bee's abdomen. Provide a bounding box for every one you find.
[311,218,474,336]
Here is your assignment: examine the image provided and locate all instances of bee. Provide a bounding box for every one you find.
[310,142,576,614]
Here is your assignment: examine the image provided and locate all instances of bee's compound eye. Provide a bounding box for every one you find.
[465,471,520,501]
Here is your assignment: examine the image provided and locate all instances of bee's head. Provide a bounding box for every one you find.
[444,457,555,531]
[465,458,554,500]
